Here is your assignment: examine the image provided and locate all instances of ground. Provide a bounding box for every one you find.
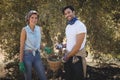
[46,62,120,80]
[0,53,120,80]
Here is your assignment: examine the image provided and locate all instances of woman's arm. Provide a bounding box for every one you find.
[19,28,26,62]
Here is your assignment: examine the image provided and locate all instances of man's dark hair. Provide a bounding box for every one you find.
[62,6,75,14]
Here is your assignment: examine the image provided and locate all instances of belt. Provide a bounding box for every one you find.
[75,48,86,57]
[24,49,40,56]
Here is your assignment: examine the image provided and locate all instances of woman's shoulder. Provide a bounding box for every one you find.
[23,25,28,30]
[35,25,42,30]
[21,26,29,34]
[35,25,40,27]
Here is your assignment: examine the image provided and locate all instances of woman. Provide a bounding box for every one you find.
[19,10,47,80]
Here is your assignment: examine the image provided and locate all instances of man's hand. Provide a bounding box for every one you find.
[62,54,70,63]
[55,44,63,49]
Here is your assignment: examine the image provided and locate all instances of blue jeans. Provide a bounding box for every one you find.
[23,50,47,80]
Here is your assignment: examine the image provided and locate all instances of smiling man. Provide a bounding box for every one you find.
[62,6,87,80]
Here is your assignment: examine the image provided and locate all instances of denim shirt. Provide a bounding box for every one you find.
[24,25,41,51]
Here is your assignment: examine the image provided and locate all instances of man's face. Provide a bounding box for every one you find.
[64,8,75,21]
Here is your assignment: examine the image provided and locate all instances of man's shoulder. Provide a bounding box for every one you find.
[75,20,85,28]
[76,20,85,25]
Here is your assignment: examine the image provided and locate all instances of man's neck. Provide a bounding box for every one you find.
[68,17,78,25]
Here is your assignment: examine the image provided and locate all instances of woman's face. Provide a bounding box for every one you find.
[64,8,75,21]
[29,14,38,26]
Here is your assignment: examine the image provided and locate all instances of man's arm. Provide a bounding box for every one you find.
[67,33,85,59]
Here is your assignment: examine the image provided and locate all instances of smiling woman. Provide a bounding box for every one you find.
[19,10,47,80]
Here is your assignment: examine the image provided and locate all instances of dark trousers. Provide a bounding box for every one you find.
[64,56,84,80]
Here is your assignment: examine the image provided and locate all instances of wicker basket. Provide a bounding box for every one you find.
[47,55,61,72]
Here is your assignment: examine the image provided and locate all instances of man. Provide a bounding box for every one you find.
[62,6,87,80]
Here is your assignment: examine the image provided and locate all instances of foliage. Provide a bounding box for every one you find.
[79,0,120,55]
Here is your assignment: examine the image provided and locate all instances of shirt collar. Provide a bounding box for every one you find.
[68,17,78,25]
[27,25,37,33]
